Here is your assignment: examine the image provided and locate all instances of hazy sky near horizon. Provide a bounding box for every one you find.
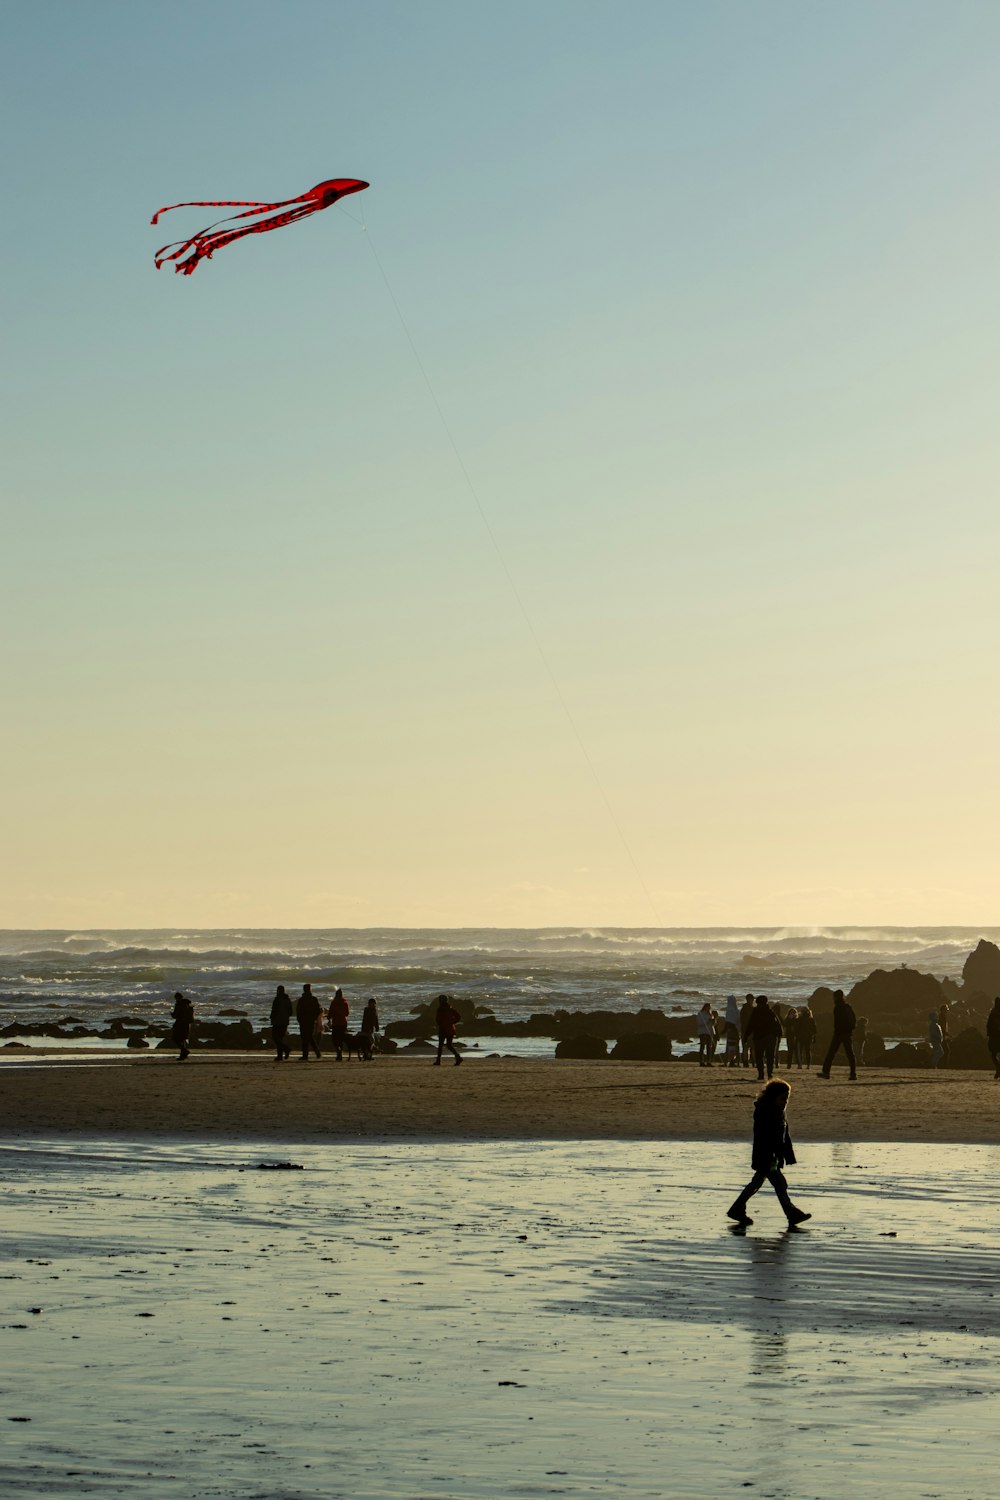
[3,1,999,929]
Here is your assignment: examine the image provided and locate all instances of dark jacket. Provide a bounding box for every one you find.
[751,1099,796,1172]
[746,1003,782,1041]
[296,989,321,1028]
[270,991,293,1029]
[832,997,857,1035]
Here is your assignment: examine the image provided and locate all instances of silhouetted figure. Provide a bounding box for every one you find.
[937,1000,951,1066]
[327,987,350,1061]
[928,1011,944,1068]
[270,985,292,1061]
[723,995,742,1067]
[854,1015,869,1067]
[361,997,380,1045]
[696,1002,715,1066]
[727,1079,810,1227]
[987,998,1000,1080]
[784,1007,799,1069]
[740,994,755,1068]
[296,983,322,1060]
[818,990,857,1080]
[796,1006,816,1069]
[434,995,462,1066]
[746,995,782,1081]
[171,991,193,1061]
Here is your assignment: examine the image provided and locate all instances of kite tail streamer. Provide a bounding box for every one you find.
[150,180,369,273]
[157,203,324,274]
[151,197,301,227]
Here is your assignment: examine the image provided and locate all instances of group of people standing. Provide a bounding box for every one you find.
[170,988,464,1066]
[696,990,865,1082]
[268,984,380,1061]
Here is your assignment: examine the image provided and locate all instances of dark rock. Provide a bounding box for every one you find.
[861,1033,887,1066]
[555,1035,608,1059]
[126,1034,150,1049]
[218,1008,248,1017]
[882,1041,930,1068]
[610,1033,673,1062]
[2,1041,30,1050]
[948,1027,992,1070]
[962,940,1000,999]
[845,968,947,1026]
[193,1019,260,1049]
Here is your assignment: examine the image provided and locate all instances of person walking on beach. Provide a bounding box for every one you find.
[740,994,755,1068]
[361,997,380,1053]
[723,995,742,1067]
[783,1007,799,1069]
[854,1014,869,1068]
[727,1079,811,1227]
[928,1011,944,1068]
[327,987,350,1062]
[987,997,1000,1080]
[297,983,322,1061]
[171,991,194,1062]
[796,1005,816,1069]
[434,994,462,1066]
[746,995,782,1081]
[818,990,857,1080]
[270,985,292,1062]
[937,1000,951,1066]
[696,1002,715,1067]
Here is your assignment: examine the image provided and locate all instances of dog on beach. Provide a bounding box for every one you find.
[345,1032,375,1062]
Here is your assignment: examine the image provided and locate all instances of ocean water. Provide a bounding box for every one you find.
[0,927,994,1048]
[1,1135,997,1498]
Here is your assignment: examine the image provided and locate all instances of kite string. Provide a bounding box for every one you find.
[353,213,663,926]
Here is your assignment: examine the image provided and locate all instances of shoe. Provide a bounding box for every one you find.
[433,1060,441,1067]
[849,1073,858,1081]
[727,1206,753,1224]
[179,1049,189,1061]
[817,1072,830,1079]
[455,1056,462,1066]
[787,1209,811,1225]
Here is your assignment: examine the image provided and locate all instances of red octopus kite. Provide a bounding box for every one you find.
[151,177,369,275]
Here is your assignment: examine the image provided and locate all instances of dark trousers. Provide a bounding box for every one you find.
[273,1024,289,1059]
[733,1166,795,1217]
[436,1034,460,1063]
[330,1025,348,1060]
[299,1023,321,1059]
[752,1038,776,1079]
[821,1031,856,1075]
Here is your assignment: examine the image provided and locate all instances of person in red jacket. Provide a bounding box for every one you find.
[433,994,462,1067]
[327,987,350,1062]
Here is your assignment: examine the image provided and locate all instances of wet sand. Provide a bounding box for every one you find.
[1,1054,999,1142]
[1,1135,997,1499]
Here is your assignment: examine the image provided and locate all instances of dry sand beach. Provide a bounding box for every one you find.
[1,1054,999,1143]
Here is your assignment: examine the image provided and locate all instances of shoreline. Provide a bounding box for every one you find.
[1,1054,998,1144]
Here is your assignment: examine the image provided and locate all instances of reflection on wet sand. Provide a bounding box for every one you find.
[0,1138,996,1499]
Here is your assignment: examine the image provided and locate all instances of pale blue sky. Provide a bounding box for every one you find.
[2,2,999,926]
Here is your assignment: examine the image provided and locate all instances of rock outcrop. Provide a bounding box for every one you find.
[962,940,1000,1002]
[610,1033,672,1062]
[555,1035,608,1059]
